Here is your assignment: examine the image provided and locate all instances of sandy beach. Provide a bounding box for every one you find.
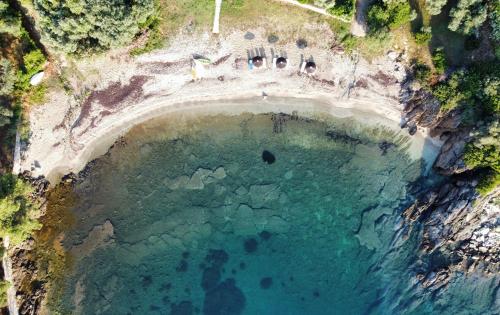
[21,29,441,183]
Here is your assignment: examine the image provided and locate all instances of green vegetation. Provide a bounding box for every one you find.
[0,0,21,36]
[414,27,432,45]
[431,47,447,74]
[463,122,499,194]
[34,0,155,54]
[0,174,41,244]
[0,279,9,307]
[327,0,355,19]
[367,0,416,34]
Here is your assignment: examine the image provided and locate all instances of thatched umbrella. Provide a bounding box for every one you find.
[305,61,316,74]
[276,57,287,69]
[252,56,263,67]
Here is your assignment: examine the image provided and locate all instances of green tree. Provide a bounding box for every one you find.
[367,0,416,33]
[0,174,41,245]
[425,0,448,15]
[448,0,488,34]
[34,0,155,54]
[431,47,447,74]
[0,0,21,36]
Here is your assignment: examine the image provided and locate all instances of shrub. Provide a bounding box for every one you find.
[431,47,447,74]
[476,171,500,195]
[413,61,432,84]
[414,27,432,45]
[367,0,416,34]
[34,0,155,54]
[0,280,9,308]
[0,174,41,245]
[425,0,447,15]
[327,0,355,19]
[0,0,21,36]
[14,49,46,92]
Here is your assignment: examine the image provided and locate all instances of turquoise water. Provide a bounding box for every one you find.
[52,109,498,315]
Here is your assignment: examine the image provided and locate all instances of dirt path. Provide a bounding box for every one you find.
[276,0,351,23]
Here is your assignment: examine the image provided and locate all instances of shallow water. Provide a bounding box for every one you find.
[47,110,497,315]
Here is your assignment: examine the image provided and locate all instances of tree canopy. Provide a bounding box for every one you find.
[34,0,155,54]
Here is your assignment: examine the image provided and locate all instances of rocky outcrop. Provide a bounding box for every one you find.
[433,131,470,175]
[400,81,499,292]
[403,180,499,290]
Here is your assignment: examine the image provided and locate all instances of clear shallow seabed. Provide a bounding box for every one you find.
[47,108,497,314]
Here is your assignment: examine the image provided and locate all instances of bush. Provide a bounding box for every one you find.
[413,61,432,84]
[431,47,447,74]
[15,49,46,92]
[414,27,432,45]
[463,122,500,195]
[0,174,41,245]
[327,0,355,19]
[34,0,155,54]
[0,280,9,308]
[0,0,22,36]
[476,171,500,195]
[367,0,416,34]
[425,0,447,15]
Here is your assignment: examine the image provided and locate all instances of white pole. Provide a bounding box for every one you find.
[213,0,222,34]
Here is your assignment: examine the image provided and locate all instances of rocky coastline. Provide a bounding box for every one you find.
[4,77,499,315]
[401,82,499,291]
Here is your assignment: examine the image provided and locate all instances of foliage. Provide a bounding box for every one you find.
[0,280,9,308]
[425,0,448,15]
[15,49,46,92]
[414,27,432,45]
[464,122,500,194]
[34,0,155,54]
[448,0,488,35]
[431,47,447,74]
[327,0,355,19]
[432,62,499,117]
[464,122,500,170]
[130,2,164,55]
[412,61,432,84]
[0,59,16,96]
[0,174,41,245]
[0,0,21,36]
[490,1,500,41]
[367,0,416,34]
[476,170,500,194]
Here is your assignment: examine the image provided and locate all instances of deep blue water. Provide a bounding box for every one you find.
[50,110,498,315]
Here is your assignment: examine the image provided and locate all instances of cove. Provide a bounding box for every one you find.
[41,105,488,314]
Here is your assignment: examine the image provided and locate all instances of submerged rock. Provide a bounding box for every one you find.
[262,150,276,164]
[244,238,258,253]
[170,300,193,315]
[203,278,245,315]
[260,277,273,289]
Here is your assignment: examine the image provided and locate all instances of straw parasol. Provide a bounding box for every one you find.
[276,57,287,69]
[252,56,263,67]
[305,61,316,74]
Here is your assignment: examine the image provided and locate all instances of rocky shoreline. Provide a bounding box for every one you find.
[4,77,499,315]
[401,82,499,291]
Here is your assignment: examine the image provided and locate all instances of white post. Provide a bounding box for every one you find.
[213,0,222,34]
[12,127,21,175]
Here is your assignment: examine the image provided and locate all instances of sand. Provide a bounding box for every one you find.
[20,29,441,184]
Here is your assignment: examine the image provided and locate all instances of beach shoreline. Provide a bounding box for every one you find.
[20,29,442,184]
